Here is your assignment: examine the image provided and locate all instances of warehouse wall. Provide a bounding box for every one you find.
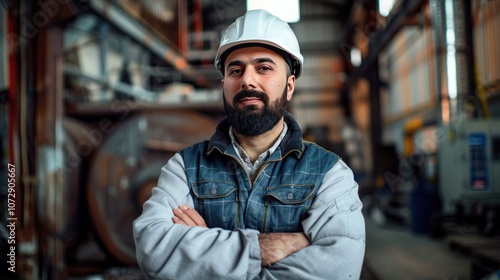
[381,6,437,154]
[474,0,500,118]
[381,0,500,154]
[290,1,346,132]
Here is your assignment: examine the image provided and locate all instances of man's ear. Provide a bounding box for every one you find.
[287,75,296,101]
[221,79,224,86]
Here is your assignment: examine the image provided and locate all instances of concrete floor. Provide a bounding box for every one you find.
[364,216,472,280]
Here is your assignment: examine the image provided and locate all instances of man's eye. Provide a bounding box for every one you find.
[229,69,242,75]
[258,66,271,71]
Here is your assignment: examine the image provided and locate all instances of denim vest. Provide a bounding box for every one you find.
[180,112,339,233]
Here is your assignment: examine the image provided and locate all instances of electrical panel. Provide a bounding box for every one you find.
[439,119,500,213]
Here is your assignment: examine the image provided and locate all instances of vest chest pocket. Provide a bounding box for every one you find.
[191,181,238,230]
[263,184,316,232]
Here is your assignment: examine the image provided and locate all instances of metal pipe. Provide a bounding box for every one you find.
[430,0,446,124]
[431,0,475,123]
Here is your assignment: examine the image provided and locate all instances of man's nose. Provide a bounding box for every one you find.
[241,68,256,89]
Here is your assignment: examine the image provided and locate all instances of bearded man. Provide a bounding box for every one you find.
[133,9,365,280]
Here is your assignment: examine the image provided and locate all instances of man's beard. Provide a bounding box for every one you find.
[223,87,288,137]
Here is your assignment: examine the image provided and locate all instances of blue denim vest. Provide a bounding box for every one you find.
[180,112,339,233]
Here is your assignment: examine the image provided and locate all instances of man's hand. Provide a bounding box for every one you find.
[172,206,310,266]
[172,205,207,227]
[258,232,310,267]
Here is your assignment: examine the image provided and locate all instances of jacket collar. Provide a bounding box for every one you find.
[207,111,304,159]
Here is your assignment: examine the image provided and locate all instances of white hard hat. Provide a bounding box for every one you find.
[215,9,303,78]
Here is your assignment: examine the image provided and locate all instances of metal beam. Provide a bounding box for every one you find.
[348,0,428,81]
[339,0,364,49]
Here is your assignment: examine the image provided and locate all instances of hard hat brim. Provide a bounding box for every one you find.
[216,41,300,77]
[215,39,302,78]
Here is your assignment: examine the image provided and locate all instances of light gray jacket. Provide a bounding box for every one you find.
[133,151,365,279]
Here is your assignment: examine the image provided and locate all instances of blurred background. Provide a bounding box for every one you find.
[0,0,499,279]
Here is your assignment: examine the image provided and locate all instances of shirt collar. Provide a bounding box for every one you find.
[229,122,288,169]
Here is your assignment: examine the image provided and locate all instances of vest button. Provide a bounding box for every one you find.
[287,193,294,200]
[210,188,218,195]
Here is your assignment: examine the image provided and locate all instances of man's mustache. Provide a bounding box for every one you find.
[233,90,269,105]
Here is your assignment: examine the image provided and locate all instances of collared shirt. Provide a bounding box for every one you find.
[229,122,288,177]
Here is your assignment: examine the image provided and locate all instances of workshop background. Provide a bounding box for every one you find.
[0,0,499,279]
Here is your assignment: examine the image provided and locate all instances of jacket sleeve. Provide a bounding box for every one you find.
[256,160,366,280]
[133,153,262,279]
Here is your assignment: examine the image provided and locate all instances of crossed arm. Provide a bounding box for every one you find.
[172,205,310,266]
[134,156,365,279]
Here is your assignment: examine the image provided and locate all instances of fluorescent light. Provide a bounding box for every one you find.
[445,0,457,100]
[446,47,457,99]
[247,0,300,23]
[378,0,396,17]
[350,47,362,67]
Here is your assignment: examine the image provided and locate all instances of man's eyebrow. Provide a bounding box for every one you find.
[226,57,277,70]
[226,60,244,70]
[253,57,277,65]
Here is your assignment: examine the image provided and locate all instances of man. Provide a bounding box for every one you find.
[133,9,365,279]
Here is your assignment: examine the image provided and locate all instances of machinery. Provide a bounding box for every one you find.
[439,119,500,215]
[85,111,217,265]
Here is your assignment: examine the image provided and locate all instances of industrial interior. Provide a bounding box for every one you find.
[1,0,499,279]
